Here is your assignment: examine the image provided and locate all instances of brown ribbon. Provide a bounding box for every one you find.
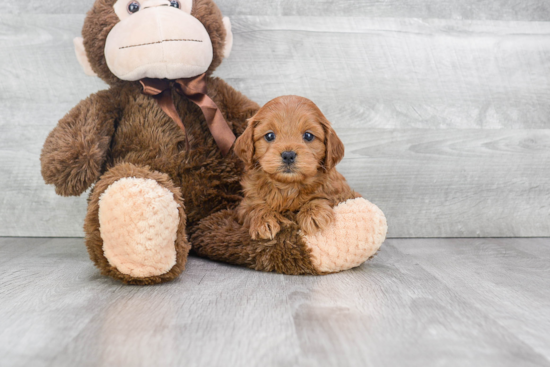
[140,73,236,156]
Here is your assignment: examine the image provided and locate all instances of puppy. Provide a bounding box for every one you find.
[234,95,359,240]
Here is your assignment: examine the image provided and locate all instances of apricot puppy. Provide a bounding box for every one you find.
[234,95,359,240]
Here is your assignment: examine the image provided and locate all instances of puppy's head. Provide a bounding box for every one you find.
[234,95,344,183]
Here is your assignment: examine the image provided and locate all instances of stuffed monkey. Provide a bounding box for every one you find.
[41,0,387,285]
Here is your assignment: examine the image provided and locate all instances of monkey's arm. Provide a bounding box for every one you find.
[40,89,121,196]
[209,77,260,135]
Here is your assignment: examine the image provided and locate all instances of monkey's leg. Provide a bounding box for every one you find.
[191,198,387,275]
[84,163,189,284]
[300,197,387,273]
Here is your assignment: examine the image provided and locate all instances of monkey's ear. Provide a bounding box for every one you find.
[73,37,97,77]
[222,17,233,59]
[234,118,257,165]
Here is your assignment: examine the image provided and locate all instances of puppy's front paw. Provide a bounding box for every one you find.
[249,215,281,240]
[297,201,335,236]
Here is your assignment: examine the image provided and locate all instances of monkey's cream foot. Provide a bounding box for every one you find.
[98,177,180,278]
[84,163,189,285]
[301,198,387,274]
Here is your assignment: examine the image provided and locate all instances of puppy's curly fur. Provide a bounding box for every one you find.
[234,95,360,240]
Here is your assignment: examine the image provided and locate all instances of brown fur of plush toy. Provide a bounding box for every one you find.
[84,163,190,284]
[41,0,261,284]
[41,0,386,283]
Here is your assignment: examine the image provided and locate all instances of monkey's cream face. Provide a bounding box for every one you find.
[105,0,214,81]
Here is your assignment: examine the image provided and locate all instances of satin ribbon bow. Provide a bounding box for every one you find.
[140,73,236,156]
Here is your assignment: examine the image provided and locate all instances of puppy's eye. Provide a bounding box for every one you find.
[169,0,180,8]
[303,132,315,142]
[265,132,276,142]
[127,1,140,13]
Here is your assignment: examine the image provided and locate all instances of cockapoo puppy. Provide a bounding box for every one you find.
[234,95,360,240]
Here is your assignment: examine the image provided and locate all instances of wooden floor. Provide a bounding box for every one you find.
[1,237,549,366]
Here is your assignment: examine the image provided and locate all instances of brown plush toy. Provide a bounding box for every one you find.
[41,0,387,285]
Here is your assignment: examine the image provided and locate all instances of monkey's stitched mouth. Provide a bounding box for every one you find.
[119,39,203,50]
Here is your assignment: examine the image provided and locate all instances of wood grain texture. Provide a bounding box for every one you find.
[218,0,550,20]
[1,237,549,366]
[1,14,549,237]
[3,15,550,128]
[395,237,550,362]
[2,127,549,237]
[5,0,550,21]
[338,129,550,237]
[220,16,550,129]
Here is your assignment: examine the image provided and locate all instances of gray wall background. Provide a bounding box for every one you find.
[1,0,549,238]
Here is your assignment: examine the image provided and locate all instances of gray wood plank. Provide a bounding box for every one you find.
[49,261,304,367]
[219,0,550,20]
[285,241,550,367]
[393,238,550,361]
[0,237,53,264]
[1,14,550,237]
[1,238,550,367]
[0,237,302,367]
[337,129,550,238]
[500,238,550,259]
[0,15,106,103]
[0,14,104,238]
[220,16,550,129]
[2,128,549,237]
[2,15,549,129]
[5,0,550,21]
[0,101,90,237]
[0,238,126,367]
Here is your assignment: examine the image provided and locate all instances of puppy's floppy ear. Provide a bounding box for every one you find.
[320,116,345,170]
[234,117,258,165]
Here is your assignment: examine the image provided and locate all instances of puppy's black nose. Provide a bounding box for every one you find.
[281,151,297,164]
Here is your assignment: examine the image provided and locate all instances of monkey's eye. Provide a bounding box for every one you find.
[127,1,140,13]
[303,132,315,142]
[169,0,180,8]
[265,132,276,142]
